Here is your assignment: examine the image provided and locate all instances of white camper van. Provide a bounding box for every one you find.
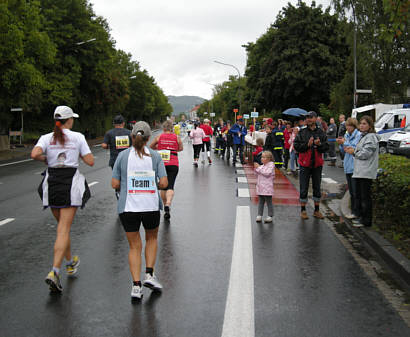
[374,109,410,153]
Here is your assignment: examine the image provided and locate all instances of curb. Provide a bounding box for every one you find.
[339,191,410,291]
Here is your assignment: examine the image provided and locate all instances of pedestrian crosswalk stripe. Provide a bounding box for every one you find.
[235,163,243,168]
[238,188,250,198]
[235,169,245,175]
[237,177,247,183]
[322,177,338,184]
[0,218,15,227]
[222,206,254,337]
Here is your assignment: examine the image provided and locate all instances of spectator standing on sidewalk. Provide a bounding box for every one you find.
[288,126,299,176]
[252,137,264,165]
[294,111,329,219]
[326,117,338,166]
[272,121,285,168]
[263,124,274,154]
[338,114,347,167]
[283,122,292,171]
[337,118,361,219]
[254,151,275,223]
[345,116,379,227]
[229,118,247,166]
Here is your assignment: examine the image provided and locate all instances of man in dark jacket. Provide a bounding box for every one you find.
[294,111,329,219]
[229,118,247,165]
[326,117,338,166]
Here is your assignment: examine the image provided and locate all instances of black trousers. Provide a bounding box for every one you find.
[193,144,202,159]
[299,166,322,203]
[354,178,373,226]
[273,149,283,168]
[233,144,244,163]
[283,149,290,169]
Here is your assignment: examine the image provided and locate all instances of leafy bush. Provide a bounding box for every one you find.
[372,154,410,235]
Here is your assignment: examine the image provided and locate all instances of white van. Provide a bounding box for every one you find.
[387,124,410,158]
[374,109,410,153]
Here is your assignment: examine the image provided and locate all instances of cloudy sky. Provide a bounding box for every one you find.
[90,0,331,99]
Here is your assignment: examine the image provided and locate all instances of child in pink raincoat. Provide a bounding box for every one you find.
[254,151,275,223]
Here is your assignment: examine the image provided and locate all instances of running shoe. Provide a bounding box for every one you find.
[164,206,170,220]
[208,158,212,165]
[131,285,143,299]
[301,211,309,220]
[143,273,163,292]
[352,222,364,228]
[256,215,262,222]
[45,271,62,293]
[66,255,80,275]
[264,216,273,223]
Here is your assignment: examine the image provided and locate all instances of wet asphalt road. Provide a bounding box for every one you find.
[0,133,409,337]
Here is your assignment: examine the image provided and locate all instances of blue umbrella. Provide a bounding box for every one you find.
[282,108,308,117]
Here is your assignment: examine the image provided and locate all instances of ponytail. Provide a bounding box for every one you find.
[52,119,68,146]
[132,134,150,158]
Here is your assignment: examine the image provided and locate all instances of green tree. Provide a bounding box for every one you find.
[245,1,349,112]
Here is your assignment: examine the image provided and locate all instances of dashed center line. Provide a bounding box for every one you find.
[0,218,15,226]
[88,181,99,187]
[238,188,250,198]
[0,159,33,167]
[237,177,248,183]
[235,169,245,175]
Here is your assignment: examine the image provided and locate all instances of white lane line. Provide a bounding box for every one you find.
[237,177,248,183]
[322,177,338,184]
[222,206,254,337]
[0,218,15,226]
[88,181,99,187]
[236,169,245,175]
[235,163,243,168]
[0,159,33,167]
[238,188,250,198]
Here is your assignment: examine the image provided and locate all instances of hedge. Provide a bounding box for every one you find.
[372,154,410,234]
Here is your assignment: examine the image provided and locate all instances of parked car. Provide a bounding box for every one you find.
[374,108,410,153]
[387,124,410,158]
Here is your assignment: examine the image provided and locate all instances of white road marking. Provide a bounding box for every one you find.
[238,188,250,198]
[0,159,33,167]
[235,163,243,168]
[322,177,338,184]
[237,177,248,183]
[235,169,245,175]
[0,218,15,226]
[221,206,254,337]
[93,144,102,147]
[88,181,99,187]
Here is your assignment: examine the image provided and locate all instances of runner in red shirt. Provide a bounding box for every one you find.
[150,120,183,220]
[200,119,213,164]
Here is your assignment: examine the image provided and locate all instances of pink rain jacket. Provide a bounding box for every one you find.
[255,161,275,196]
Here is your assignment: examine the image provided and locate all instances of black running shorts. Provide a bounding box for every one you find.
[164,165,179,190]
[119,211,160,232]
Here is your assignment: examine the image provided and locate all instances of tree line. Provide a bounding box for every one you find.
[199,0,409,122]
[0,0,172,138]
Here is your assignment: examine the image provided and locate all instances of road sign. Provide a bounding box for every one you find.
[204,112,208,115]
[243,114,250,119]
[210,112,215,117]
[251,111,259,118]
[10,108,23,112]
[233,109,239,113]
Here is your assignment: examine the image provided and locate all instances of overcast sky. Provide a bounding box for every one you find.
[90,0,331,99]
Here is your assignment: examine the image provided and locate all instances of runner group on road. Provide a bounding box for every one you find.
[31,106,380,298]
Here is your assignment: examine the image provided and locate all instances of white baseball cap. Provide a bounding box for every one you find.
[54,106,79,119]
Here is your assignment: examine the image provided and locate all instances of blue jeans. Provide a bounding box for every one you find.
[290,150,297,171]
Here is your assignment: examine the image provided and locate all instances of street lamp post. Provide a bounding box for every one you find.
[214,60,242,118]
[351,1,357,109]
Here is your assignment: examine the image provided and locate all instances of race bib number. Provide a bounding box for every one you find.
[115,135,130,149]
[127,170,156,194]
[158,150,171,162]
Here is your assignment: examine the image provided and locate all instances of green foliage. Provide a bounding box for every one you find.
[245,1,348,112]
[0,0,170,137]
[372,154,410,235]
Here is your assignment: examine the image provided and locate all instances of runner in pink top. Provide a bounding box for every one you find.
[150,120,183,220]
[190,122,206,167]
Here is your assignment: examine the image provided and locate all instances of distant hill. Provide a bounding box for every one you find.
[167,95,205,115]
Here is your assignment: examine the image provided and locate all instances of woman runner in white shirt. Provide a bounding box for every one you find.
[112,121,168,299]
[31,106,94,293]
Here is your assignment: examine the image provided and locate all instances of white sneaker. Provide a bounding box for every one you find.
[131,285,143,299]
[143,273,163,292]
[264,216,273,223]
[256,215,262,222]
[345,213,356,219]
[352,222,364,228]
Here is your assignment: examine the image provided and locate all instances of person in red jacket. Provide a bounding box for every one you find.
[294,111,329,220]
[200,119,213,164]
